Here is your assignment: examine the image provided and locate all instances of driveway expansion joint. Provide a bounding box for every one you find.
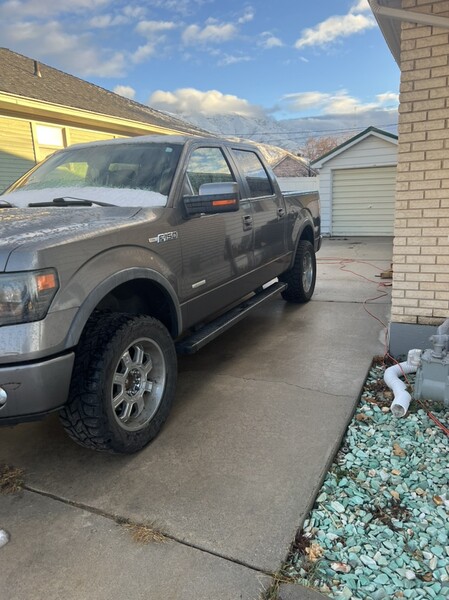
[226,374,351,399]
[21,484,275,578]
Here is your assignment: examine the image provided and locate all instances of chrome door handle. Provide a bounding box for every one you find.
[242,215,253,231]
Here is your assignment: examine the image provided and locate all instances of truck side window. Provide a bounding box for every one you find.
[186,147,234,194]
[231,149,273,198]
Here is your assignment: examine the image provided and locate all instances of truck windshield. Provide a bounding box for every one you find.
[7,141,183,198]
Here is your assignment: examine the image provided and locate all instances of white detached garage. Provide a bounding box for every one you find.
[311,127,398,236]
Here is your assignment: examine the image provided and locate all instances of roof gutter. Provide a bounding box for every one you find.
[370,0,449,29]
[0,91,198,137]
[369,0,449,64]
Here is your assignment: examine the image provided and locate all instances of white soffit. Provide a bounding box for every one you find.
[369,0,449,64]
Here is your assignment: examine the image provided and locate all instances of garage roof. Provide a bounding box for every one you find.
[311,126,397,169]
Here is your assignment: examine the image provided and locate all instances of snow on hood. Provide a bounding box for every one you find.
[5,186,168,208]
[0,205,150,271]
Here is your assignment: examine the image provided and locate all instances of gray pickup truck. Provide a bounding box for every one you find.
[0,135,320,453]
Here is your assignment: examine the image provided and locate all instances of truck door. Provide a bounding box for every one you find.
[177,146,254,305]
[229,148,286,279]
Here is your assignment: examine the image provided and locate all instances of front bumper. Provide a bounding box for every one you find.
[0,353,74,423]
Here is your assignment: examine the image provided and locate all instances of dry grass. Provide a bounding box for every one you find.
[261,573,297,600]
[0,464,24,494]
[124,522,166,544]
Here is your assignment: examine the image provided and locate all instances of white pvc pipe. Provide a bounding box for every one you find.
[384,350,420,418]
[437,317,449,336]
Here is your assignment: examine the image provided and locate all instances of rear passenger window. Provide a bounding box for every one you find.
[231,149,273,198]
[186,147,234,194]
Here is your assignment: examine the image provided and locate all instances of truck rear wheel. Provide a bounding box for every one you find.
[60,313,177,454]
[280,240,316,303]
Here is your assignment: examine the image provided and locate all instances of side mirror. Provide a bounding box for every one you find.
[183,182,240,217]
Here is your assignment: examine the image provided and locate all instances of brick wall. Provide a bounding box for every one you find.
[392,0,449,327]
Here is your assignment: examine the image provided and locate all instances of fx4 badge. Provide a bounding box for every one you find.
[148,231,179,244]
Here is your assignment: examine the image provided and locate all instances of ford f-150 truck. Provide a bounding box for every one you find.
[0,135,321,453]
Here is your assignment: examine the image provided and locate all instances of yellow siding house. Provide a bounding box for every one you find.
[0,48,206,192]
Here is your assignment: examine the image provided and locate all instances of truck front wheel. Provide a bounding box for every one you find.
[280,240,316,303]
[60,313,177,454]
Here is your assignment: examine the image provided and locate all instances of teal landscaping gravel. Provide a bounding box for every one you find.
[283,362,449,600]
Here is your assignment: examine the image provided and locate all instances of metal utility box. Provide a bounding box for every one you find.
[414,348,449,407]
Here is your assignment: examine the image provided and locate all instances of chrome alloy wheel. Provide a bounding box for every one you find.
[302,250,314,293]
[111,338,166,431]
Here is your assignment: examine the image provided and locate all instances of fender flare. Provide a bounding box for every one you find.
[288,218,316,270]
[65,267,182,346]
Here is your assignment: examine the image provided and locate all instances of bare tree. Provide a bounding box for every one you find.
[301,135,350,163]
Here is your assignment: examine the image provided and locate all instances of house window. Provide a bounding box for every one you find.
[34,124,66,161]
[35,125,64,147]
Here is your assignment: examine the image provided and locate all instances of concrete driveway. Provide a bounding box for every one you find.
[0,237,392,600]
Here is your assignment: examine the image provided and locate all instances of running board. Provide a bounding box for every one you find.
[176,281,287,355]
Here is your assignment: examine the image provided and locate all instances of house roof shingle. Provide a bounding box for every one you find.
[0,47,207,136]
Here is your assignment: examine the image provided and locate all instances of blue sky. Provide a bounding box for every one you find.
[0,0,400,134]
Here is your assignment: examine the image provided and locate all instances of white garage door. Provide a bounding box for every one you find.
[332,166,396,236]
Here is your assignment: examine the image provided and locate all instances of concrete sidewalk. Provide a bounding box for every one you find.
[0,237,392,600]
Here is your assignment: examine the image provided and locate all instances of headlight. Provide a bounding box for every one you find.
[0,269,59,326]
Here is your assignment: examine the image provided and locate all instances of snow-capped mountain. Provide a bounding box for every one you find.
[174,112,304,153]
[169,110,398,154]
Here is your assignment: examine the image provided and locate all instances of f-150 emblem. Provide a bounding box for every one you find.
[148,231,179,244]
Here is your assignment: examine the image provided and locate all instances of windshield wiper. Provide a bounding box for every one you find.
[28,196,116,207]
[0,200,15,208]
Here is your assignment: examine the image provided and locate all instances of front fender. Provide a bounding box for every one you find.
[65,268,182,347]
[0,248,182,364]
[51,246,182,346]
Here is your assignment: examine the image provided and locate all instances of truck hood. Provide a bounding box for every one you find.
[0,206,151,272]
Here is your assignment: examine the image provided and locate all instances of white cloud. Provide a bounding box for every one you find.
[113,85,136,99]
[0,0,164,77]
[132,20,177,64]
[88,5,145,29]
[281,90,396,116]
[282,91,330,112]
[87,4,148,27]
[182,22,237,45]
[136,20,177,35]
[89,14,128,28]
[260,32,283,49]
[238,7,255,24]
[148,88,265,117]
[377,92,400,106]
[2,19,126,77]
[0,0,111,18]
[139,0,209,16]
[218,54,252,67]
[280,111,398,144]
[180,10,255,49]
[131,44,157,63]
[122,5,146,19]
[326,94,377,115]
[350,0,371,13]
[294,1,376,50]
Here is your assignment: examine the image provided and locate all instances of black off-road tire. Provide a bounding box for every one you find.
[280,240,316,303]
[60,312,177,454]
